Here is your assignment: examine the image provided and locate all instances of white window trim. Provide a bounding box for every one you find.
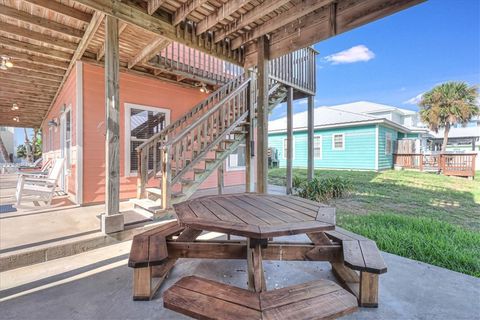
[314,135,322,160]
[385,132,392,155]
[226,143,246,172]
[283,137,295,160]
[124,103,171,177]
[332,133,345,151]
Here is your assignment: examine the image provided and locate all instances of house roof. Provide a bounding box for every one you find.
[268,105,412,133]
[329,101,417,115]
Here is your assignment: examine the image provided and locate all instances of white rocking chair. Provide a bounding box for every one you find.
[15,158,64,207]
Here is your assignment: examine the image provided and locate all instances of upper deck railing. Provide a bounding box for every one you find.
[148,43,317,94]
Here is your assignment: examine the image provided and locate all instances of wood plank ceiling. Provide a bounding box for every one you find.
[0,0,425,128]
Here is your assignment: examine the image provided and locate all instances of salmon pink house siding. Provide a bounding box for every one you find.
[42,64,78,197]
[41,61,248,205]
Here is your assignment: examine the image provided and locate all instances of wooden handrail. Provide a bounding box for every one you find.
[164,78,251,148]
[136,47,318,201]
[136,73,246,151]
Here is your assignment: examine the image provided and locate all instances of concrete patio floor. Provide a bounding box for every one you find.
[1,233,478,320]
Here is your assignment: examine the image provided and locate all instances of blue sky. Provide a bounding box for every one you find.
[271,0,480,120]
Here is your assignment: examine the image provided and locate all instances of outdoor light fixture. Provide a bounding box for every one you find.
[199,83,210,94]
[12,116,20,123]
[48,119,58,127]
[0,55,13,70]
[11,103,19,111]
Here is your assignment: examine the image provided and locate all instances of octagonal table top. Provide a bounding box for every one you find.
[173,193,336,239]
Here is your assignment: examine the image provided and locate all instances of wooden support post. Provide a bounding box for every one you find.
[133,267,152,300]
[256,36,269,194]
[307,95,315,181]
[286,87,293,194]
[359,272,379,307]
[247,238,266,292]
[101,15,123,233]
[217,162,224,195]
[245,69,256,193]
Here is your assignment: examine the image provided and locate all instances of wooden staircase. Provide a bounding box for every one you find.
[133,48,316,216]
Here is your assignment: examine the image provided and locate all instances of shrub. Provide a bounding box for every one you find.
[294,176,353,202]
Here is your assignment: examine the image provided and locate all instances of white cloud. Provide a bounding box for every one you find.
[403,93,424,105]
[324,45,375,65]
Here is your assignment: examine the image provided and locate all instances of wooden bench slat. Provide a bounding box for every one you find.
[359,240,387,274]
[128,221,184,268]
[335,227,369,241]
[262,288,358,320]
[164,285,262,320]
[148,234,168,266]
[128,235,150,268]
[343,240,366,271]
[260,279,341,310]
[174,276,260,310]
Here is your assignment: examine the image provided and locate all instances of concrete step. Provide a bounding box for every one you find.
[130,198,163,214]
[0,218,176,272]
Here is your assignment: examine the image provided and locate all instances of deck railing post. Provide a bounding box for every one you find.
[307,95,315,181]
[256,36,269,194]
[161,146,171,210]
[286,86,293,194]
[246,69,256,192]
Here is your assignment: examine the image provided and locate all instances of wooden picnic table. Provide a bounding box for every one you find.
[128,193,387,319]
[174,193,336,292]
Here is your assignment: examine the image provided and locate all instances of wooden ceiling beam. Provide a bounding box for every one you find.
[244,0,425,66]
[196,0,252,35]
[97,22,128,61]
[213,0,290,43]
[173,0,209,26]
[0,36,72,61]
[72,0,242,65]
[11,60,66,76]
[231,0,334,50]
[0,93,54,104]
[0,47,70,69]
[0,84,57,96]
[128,37,170,69]
[0,78,59,90]
[22,0,93,23]
[0,69,62,84]
[0,4,84,39]
[147,0,168,15]
[0,98,50,107]
[0,22,77,51]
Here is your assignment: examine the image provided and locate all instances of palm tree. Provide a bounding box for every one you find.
[419,82,479,152]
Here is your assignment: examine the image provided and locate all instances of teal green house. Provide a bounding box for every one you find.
[268,102,428,171]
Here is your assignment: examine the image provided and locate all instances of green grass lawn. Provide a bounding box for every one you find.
[268,168,480,277]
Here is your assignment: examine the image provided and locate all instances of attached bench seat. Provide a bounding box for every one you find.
[325,227,387,274]
[163,276,358,320]
[323,227,387,307]
[128,221,202,300]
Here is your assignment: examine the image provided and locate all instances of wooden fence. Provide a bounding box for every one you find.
[393,153,476,178]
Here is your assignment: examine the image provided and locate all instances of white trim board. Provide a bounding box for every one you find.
[124,103,171,177]
[75,61,83,204]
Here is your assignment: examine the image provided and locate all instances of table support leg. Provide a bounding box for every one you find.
[247,238,266,292]
[359,272,379,307]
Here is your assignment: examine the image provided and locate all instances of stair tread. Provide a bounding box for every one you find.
[146,188,162,196]
[131,198,162,210]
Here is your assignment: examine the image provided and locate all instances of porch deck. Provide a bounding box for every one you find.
[1,233,478,320]
[0,172,284,270]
